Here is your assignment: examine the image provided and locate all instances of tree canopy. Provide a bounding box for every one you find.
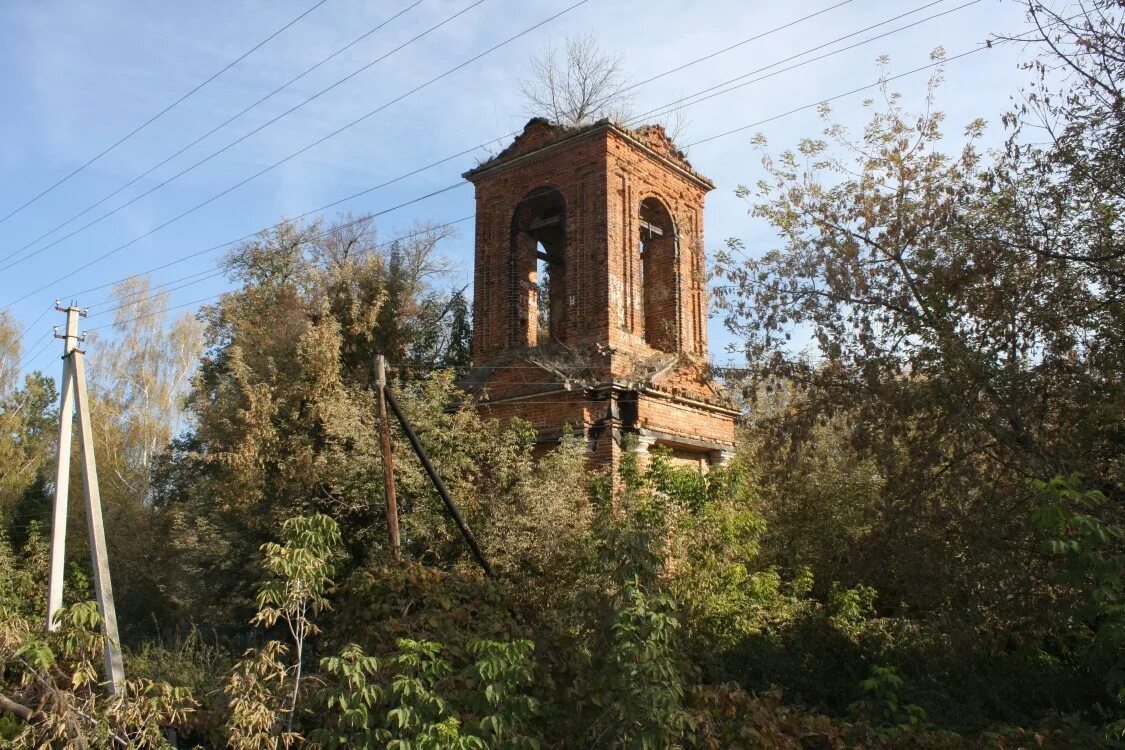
[2,3,1125,747]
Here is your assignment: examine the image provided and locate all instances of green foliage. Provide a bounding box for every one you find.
[126,627,232,745]
[848,665,928,729]
[230,513,345,741]
[827,583,877,641]
[310,638,539,750]
[383,638,462,748]
[224,640,299,749]
[0,523,47,622]
[311,643,383,748]
[657,458,790,653]
[4,7,1125,746]
[0,600,197,748]
[583,576,689,749]
[329,561,520,660]
[1033,475,1125,707]
[0,369,57,544]
[463,639,540,748]
[151,215,471,625]
[255,513,342,635]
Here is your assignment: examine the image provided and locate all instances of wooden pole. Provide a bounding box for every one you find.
[375,354,400,558]
[46,304,79,631]
[383,386,493,577]
[71,349,125,693]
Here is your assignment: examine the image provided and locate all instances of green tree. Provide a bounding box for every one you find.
[0,311,58,543]
[1033,475,1125,711]
[0,600,196,748]
[714,51,1121,621]
[255,513,342,733]
[151,214,510,630]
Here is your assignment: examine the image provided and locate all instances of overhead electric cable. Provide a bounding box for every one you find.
[15,305,52,341]
[0,0,588,280]
[85,267,227,310]
[683,45,988,148]
[86,293,225,332]
[88,42,1002,322]
[0,0,592,300]
[15,331,53,372]
[15,0,937,304]
[73,215,477,303]
[37,5,994,315]
[0,0,491,271]
[86,270,230,318]
[622,0,860,93]
[633,0,979,124]
[15,0,1015,315]
[0,0,426,267]
[7,182,467,310]
[33,1,969,308]
[0,0,332,227]
[14,0,853,273]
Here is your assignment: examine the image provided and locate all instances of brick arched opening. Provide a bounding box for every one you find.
[639,196,678,352]
[510,188,567,347]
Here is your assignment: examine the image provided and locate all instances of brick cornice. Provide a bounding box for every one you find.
[463,120,715,192]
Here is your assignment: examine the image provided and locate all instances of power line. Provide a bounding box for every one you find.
[16,305,53,342]
[77,179,602,314]
[86,270,230,319]
[684,46,987,148]
[0,0,332,227]
[0,0,590,294]
[8,0,949,310]
[63,6,985,310]
[0,0,489,272]
[15,0,1015,321]
[78,187,479,324]
[0,0,851,279]
[23,338,65,375]
[58,29,999,319]
[15,331,53,372]
[73,215,476,303]
[91,40,1004,332]
[85,267,228,310]
[0,0,427,269]
[86,293,225,332]
[2,1,875,309]
[622,0,857,94]
[634,0,979,125]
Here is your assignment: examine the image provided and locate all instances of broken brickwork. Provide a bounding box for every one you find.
[461,118,737,471]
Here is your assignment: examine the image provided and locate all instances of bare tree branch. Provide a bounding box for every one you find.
[519,33,634,126]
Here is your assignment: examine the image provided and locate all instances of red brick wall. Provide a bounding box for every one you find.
[603,129,710,363]
[468,131,612,362]
[465,121,735,469]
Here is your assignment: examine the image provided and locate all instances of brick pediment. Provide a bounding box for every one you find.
[464,118,708,187]
[630,124,695,172]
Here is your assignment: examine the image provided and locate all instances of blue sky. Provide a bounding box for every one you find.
[0,0,1034,376]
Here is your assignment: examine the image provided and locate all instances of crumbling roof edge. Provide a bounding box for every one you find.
[462,118,715,191]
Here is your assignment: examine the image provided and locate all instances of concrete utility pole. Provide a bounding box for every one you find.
[375,354,400,558]
[46,302,125,694]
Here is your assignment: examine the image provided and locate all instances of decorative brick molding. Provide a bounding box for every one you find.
[463,118,737,472]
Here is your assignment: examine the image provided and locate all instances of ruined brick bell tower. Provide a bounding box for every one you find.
[462,118,737,470]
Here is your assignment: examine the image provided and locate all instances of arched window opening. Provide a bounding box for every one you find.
[511,189,566,347]
[639,197,677,352]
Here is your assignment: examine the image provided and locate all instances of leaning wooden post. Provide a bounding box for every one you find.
[382,385,493,577]
[375,354,400,558]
